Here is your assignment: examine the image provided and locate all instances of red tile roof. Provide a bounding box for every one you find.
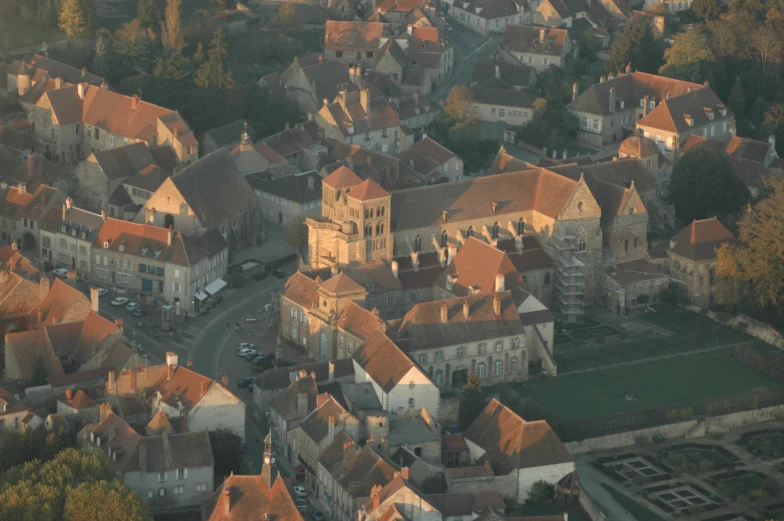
[346,179,391,201]
[204,474,305,521]
[323,165,364,189]
[670,217,737,261]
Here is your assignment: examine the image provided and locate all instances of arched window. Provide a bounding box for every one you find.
[517,217,525,236]
[477,363,486,378]
[510,358,518,372]
[380,206,385,216]
[336,189,342,201]
[576,226,587,252]
[164,214,174,229]
[492,222,499,240]
[544,272,551,284]
[440,230,447,248]
[494,360,502,376]
[414,235,421,251]
[380,223,385,234]
[376,223,381,234]
[435,371,444,386]
[467,225,473,238]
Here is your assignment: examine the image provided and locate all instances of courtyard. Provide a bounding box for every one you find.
[579,420,784,521]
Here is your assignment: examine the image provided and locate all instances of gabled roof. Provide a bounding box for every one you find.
[471,62,535,88]
[167,148,259,228]
[202,118,256,153]
[353,331,422,393]
[92,143,157,179]
[250,170,322,204]
[123,165,170,192]
[0,125,38,152]
[269,374,318,422]
[637,86,732,134]
[500,25,568,56]
[205,474,304,521]
[319,272,367,295]
[455,0,521,21]
[434,238,518,297]
[670,217,737,261]
[618,135,660,158]
[336,300,388,339]
[322,165,364,189]
[324,21,389,50]
[346,179,391,201]
[10,54,103,86]
[471,84,534,108]
[343,259,403,293]
[299,394,353,443]
[399,137,458,177]
[280,271,321,308]
[463,398,573,474]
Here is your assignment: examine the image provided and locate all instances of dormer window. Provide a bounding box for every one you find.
[717,104,727,117]
[119,245,125,252]
[649,100,655,109]
[103,241,109,248]
[705,107,714,120]
[684,114,693,127]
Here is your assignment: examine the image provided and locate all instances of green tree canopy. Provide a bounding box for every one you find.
[605,18,663,75]
[666,147,749,223]
[161,0,184,56]
[63,480,150,521]
[195,29,235,89]
[58,0,88,38]
[283,221,308,254]
[727,76,747,117]
[137,0,160,29]
[692,0,723,20]
[278,3,302,34]
[659,28,716,82]
[458,374,486,429]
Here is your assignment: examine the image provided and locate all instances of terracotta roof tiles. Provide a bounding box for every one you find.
[670,217,737,261]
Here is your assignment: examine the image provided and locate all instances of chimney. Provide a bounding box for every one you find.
[65,388,73,400]
[400,467,409,480]
[101,208,106,221]
[297,392,308,418]
[201,380,209,395]
[81,66,87,78]
[360,88,370,113]
[54,77,63,89]
[495,273,505,292]
[19,183,26,194]
[410,251,419,271]
[600,75,606,83]
[407,24,413,35]
[65,197,73,209]
[463,299,470,318]
[224,488,231,515]
[539,28,545,43]
[132,94,140,109]
[40,277,50,300]
[380,436,389,456]
[391,260,399,278]
[684,114,693,127]
[99,402,111,422]
[62,202,67,220]
[440,303,448,323]
[609,87,616,113]
[690,220,697,244]
[166,351,179,368]
[37,310,42,324]
[167,225,173,246]
[572,82,578,101]
[101,81,108,90]
[493,295,501,315]
[495,65,500,78]
[323,97,329,107]
[447,243,457,264]
[129,368,137,393]
[108,370,115,392]
[770,134,776,150]
[328,416,336,444]
[329,360,335,382]
[173,127,179,138]
[90,287,100,312]
[643,95,649,116]
[114,318,123,333]
[625,62,632,74]
[298,368,307,380]
[371,484,382,510]
[78,82,86,99]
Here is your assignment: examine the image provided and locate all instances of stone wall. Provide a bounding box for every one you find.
[685,305,784,350]
[438,394,459,424]
[565,404,784,454]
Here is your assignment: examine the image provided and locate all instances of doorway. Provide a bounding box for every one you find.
[452,369,468,388]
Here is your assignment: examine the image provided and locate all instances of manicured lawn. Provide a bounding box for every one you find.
[602,484,667,521]
[510,350,776,421]
[554,304,770,373]
[0,20,65,51]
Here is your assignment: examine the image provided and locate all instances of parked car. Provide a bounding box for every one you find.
[252,355,266,365]
[310,508,324,521]
[92,287,109,297]
[272,268,285,278]
[242,350,259,360]
[277,360,295,367]
[52,268,69,277]
[111,297,129,307]
[292,486,307,498]
[296,500,308,512]
[132,308,148,318]
[238,348,255,357]
[237,342,255,351]
[237,376,255,389]
[125,302,140,312]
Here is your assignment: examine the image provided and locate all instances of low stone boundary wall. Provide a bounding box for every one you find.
[685,305,784,350]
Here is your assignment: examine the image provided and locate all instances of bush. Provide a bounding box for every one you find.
[652,433,666,444]
[660,286,686,305]
[736,320,749,331]
[526,480,555,505]
[633,434,650,446]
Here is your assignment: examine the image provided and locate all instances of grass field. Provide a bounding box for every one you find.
[602,484,667,521]
[510,350,776,421]
[0,20,65,51]
[554,304,770,373]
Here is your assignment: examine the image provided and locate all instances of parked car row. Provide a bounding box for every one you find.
[110,296,148,317]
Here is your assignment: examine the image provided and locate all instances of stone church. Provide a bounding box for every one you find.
[306,152,652,319]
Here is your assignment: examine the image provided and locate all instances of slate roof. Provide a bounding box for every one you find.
[399,137,458,177]
[399,292,524,350]
[463,399,573,474]
[300,59,357,103]
[546,157,657,194]
[202,118,256,154]
[605,258,667,287]
[425,492,505,517]
[637,87,732,134]
[471,85,534,108]
[471,62,535,88]
[251,171,322,203]
[455,0,521,20]
[257,359,355,391]
[139,430,214,472]
[0,125,38,152]
[670,217,737,261]
[390,168,579,230]
[10,54,103,86]
[93,143,157,180]
[500,25,568,56]
[168,148,259,228]
[123,165,170,192]
[269,374,318,422]
[299,394,352,443]
[324,140,423,191]
[322,90,408,137]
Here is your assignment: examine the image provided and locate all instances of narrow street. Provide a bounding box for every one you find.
[433,20,500,102]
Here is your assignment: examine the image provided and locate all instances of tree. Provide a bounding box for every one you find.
[692,0,723,20]
[659,29,715,82]
[727,76,746,117]
[92,35,108,78]
[58,0,87,38]
[63,480,150,521]
[193,41,205,63]
[195,29,235,89]
[605,18,663,75]
[717,179,784,307]
[137,0,160,29]
[526,480,555,505]
[209,429,249,483]
[762,103,784,156]
[0,449,150,521]
[458,374,486,429]
[161,0,184,57]
[283,221,308,254]
[666,147,749,223]
[278,3,302,34]
[440,85,478,141]
[749,24,783,76]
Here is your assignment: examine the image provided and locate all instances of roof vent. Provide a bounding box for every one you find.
[491,201,499,213]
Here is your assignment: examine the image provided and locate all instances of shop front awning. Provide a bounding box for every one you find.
[194,291,209,301]
[205,278,227,296]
